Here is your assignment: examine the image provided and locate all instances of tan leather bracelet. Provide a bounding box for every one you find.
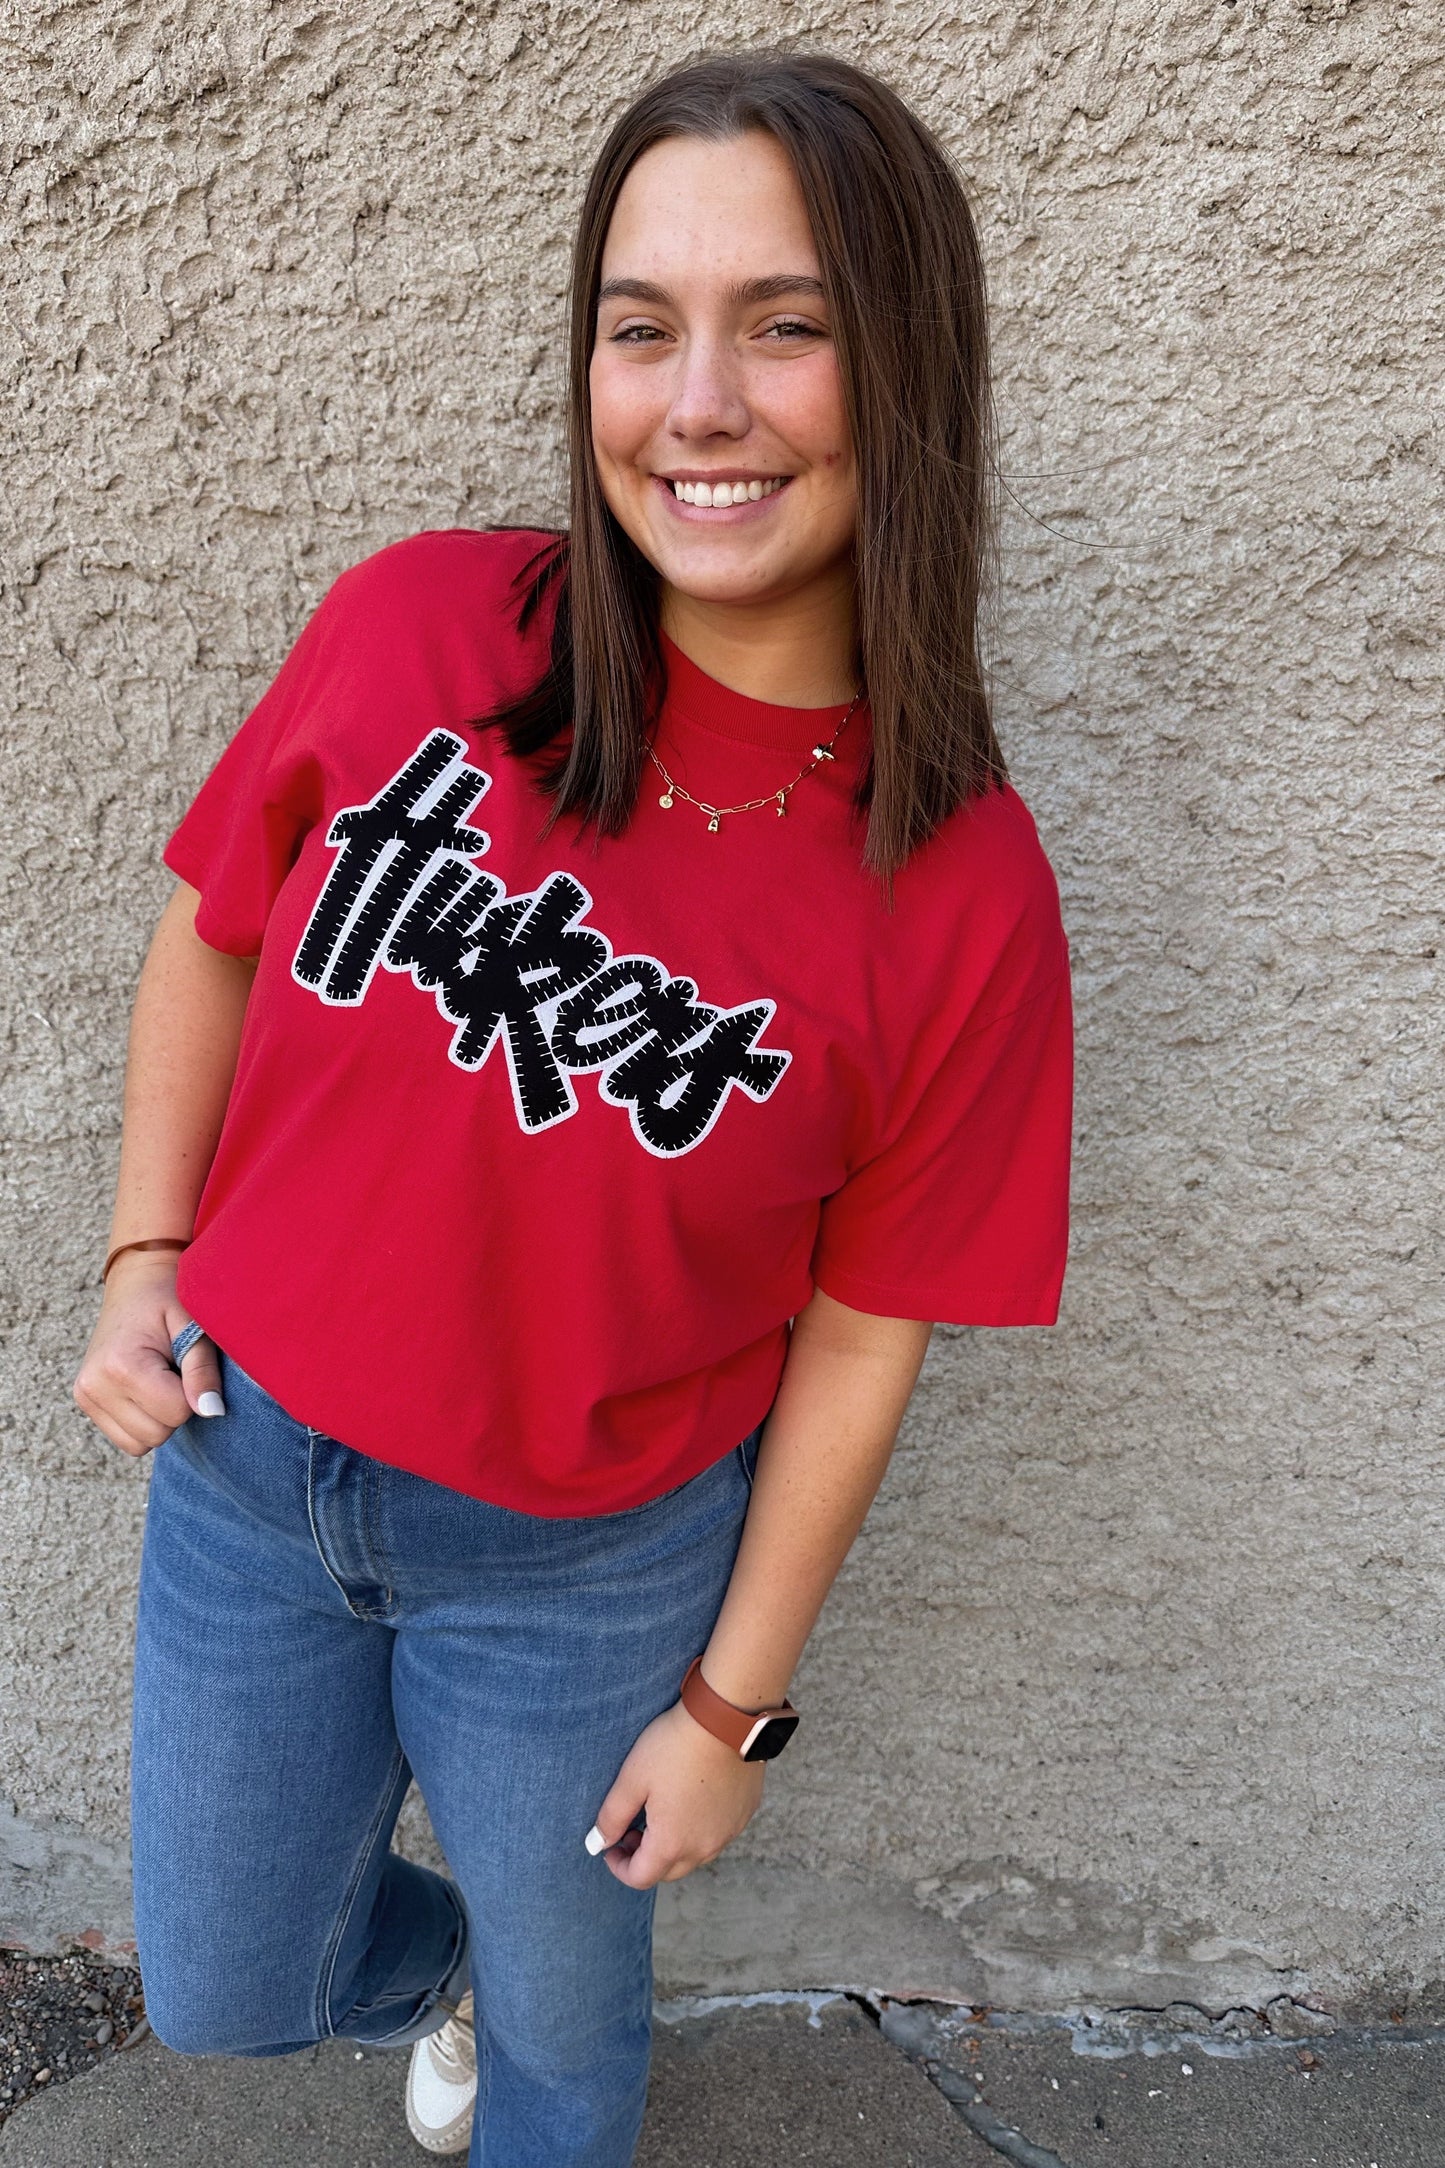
[679,1655,800,1763]
[101,1237,191,1285]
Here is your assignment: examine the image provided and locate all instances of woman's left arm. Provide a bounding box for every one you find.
[590,1286,933,1888]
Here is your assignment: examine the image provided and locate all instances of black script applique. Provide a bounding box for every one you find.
[291,730,792,1157]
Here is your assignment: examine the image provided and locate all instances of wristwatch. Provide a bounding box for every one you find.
[680,1655,800,1762]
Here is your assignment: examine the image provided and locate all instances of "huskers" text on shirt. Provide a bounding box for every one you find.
[290,730,791,1158]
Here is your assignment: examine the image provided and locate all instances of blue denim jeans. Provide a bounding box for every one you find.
[131,1332,764,2168]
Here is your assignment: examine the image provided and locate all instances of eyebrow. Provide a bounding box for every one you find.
[596,274,826,307]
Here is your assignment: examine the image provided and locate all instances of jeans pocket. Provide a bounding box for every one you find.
[167,1326,260,1403]
[169,1319,207,1367]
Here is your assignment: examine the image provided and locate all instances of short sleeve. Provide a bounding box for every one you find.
[809,962,1074,1326]
[161,584,339,957]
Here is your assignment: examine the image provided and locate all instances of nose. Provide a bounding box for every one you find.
[664,332,751,443]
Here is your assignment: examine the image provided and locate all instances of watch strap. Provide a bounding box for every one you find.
[680,1655,797,1758]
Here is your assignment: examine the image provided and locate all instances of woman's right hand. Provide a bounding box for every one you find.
[72,1251,226,1460]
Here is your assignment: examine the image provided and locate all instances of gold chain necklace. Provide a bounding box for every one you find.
[647,689,864,833]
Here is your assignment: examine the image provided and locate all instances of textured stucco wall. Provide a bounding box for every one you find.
[3,1,1440,2019]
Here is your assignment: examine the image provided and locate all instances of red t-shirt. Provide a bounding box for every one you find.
[163,528,1072,1515]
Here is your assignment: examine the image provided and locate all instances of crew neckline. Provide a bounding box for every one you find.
[659,631,867,760]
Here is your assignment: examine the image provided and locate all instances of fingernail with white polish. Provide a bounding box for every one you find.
[197,1392,227,1419]
[584,1824,609,1856]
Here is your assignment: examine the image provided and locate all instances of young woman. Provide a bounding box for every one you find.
[74,50,1072,2168]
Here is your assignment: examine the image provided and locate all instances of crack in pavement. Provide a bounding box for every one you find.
[925,2059,1076,2168]
[871,1998,1077,2168]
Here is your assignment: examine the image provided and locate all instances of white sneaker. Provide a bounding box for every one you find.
[405,1988,477,2155]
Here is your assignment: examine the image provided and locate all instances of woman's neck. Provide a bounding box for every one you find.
[658,567,858,709]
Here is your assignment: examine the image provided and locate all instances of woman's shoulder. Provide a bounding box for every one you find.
[918,775,1062,919]
[287,526,562,710]
[897,776,1068,1006]
[325,524,562,624]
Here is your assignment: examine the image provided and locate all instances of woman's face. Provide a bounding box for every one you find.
[589,130,857,615]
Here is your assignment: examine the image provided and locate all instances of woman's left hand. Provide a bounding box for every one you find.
[587,1700,765,1888]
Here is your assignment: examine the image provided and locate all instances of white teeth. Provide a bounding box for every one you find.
[669,477,786,505]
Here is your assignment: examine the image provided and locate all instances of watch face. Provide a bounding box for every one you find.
[742,1711,800,1762]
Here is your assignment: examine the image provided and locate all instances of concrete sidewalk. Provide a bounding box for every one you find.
[1,1990,1441,2167]
[879,1999,1442,2168]
[0,1996,993,2168]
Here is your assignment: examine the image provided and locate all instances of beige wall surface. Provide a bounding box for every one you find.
[3,1,1440,2020]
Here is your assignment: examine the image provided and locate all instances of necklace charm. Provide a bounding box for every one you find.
[645,686,861,836]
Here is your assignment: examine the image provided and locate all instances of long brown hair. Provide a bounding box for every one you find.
[479,49,1004,907]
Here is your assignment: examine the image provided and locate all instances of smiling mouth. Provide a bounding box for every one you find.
[661,476,790,507]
